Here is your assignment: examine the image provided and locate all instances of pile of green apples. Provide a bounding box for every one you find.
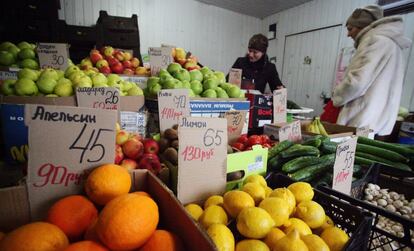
[144,62,243,99]
[1,65,144,97]
[0,41,39,69]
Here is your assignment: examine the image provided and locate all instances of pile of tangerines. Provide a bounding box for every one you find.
[0,164,184,251]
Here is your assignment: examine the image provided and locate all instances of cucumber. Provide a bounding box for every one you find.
[280,145,320,159]
[358,137,414,157]
[356,144,409,163]
[355,156,375,166]
[302,138,322,148]
[282,156,322,173]
[268,155,292,172]
[268,140,294,159]
[320,141,338,154]
[289,154,335,181]
[355,152,411,171]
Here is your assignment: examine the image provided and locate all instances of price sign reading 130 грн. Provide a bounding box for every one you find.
[158,89,190,132]
[25,104,117,220]
[177,117,228,205]
[332,137,357,195]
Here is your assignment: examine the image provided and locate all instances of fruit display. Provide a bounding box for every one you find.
[157,126,179,166]
[305,117,328,136]
[0,164,184,251]
[0,41,39,69]
[1,65,144,96]
[184,174,350,251]
[171,47,200,71]
[231,134,274,151]
[144,62,243,99]
[80,46,149,76]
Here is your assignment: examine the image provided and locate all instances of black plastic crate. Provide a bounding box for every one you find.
[267,173,373,251]
[318,164,414,250]
[17,0,60,21]
[97,10,138,32]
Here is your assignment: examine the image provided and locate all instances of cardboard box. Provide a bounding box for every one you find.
[0,169,216,250]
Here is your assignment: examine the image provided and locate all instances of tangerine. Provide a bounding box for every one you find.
[63,240,109,251]
[140,229,184,251]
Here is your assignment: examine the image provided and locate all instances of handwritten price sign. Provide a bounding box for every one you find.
[273,88,287,124]
[76,87,120,111]
[278,120,302,142]
[158,89,190,132]
[225,111,246,144]
[177,117,227,204]
[332,137,357,195]
[356,126,371,137]
[37,43,69,70]
[228,68,242,87]
[25,105,117,219]
[149,47,173,76]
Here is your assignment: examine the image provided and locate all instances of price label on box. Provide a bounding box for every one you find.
[76,87,120,111]
[158,89,190,132]
[279,120,301,142]
[225,111,246,144]
[273,88,287,123]
[25,104,117,219]
[177,117,227,204]
[332,137,357,195]
[149,47,173,76]
[228,68,242,87]
[37,43,69,70]
[356,126,371,137]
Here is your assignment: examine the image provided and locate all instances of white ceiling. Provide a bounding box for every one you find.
[196,0,313,18]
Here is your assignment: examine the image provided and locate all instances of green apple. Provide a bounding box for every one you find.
[158,69,171,78]
[203,78,219,90]
[172,68,190,82]
[189,69,203,82]
[239,91,245,98]
[219,82,233,91]
[182,80,191,89]
[36,77,57,94]
[45,94,59,97]
[127,86,144,96]
[18,48,35,60]
[72,75,92,88]
[149,83,162,96]
[190,80,203,95]
[68,71,85,83]
[203,72,216,80]
[40,68,59,80]
[15,78,38,96]
[91,73,108,86]
[189,89,195,97]
[57,77,72,86]
[19,59,39,69]
[84,69,97,77]
[64,65,81,78]
[0,51,15,66]
[227,85,241,98]
[167,62,182,74]
[7,46,20,60]
[56,70,64,79]
[120,91,128,96]
[54,80,73,97]
[18,68,39,81]
[214,71,226,84]
[1,79,16,95]
[67,58,74,66]
[107,73,121,83]
[17,41,32,50]
[0,41,16,51]
[216,89,229,98]
[159,75,174,85]
[93,82,109,88]
[201,89,217,98]
[173,79,183,89]
[121,81,135,91]
[200,66,212,76]
[107,79,122,90]
[163,78,176,89]
[147,77,160,87]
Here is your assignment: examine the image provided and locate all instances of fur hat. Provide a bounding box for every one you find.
[248,34,268,53]
[346,5,384,28]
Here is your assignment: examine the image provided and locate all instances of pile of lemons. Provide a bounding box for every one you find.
[185,174,350,251]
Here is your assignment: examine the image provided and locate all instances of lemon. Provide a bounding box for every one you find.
[236,239,269,251]
[288,182,314,203]
[302,234,330,251]
[264,227,286,248]
[272,229,309,251]
[259,197,290,227]
[237,207,275,239]
[321,226,349,251]
[295,200,326,229]
[223,190,255,218]
[269,188,296,215]
[313,215,335,235]
[184,203,203,221]
[283,218,312,236]
[264,186,273,197]
[204,195,224,209]
[242,182,266,205]
[199,205,228,229]
[243,174,267,187]
[207,224,235,251]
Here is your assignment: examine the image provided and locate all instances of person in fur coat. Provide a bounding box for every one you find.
[332,5,411,136]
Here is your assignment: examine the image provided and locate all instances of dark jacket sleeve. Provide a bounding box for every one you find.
[267,64,283,92]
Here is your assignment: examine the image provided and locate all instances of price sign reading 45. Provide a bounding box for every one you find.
[37,43,69,70]
[25,104,117,219]
[332,137,357,195]
[177,117,228,204]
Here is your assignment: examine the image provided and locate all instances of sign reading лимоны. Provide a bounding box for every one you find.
[25,104,117,220]
[37,43,69,70]
[177,117,227,204]
[76,87,120,111]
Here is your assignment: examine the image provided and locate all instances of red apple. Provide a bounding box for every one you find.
[120,158,138,170]
[91,67,99,73]
[90,50,103,64]
[80,64,92,70]
[123,51,132,61]
[122,138,144,160]
[130,57,140,68]
[114,50,125,61]
[232,142,245,151]
[122,60,132,69]
[114,144,124,164]
[111,62,124,74]
[106,56,119,67]
[143,138,159,154]
[102,46,114,57]
[128,133,142,142]
[176,58,186,66]
[116,130,130,145]
[99,66,111,74]
[175,47,186,60]
[138,153,161,174]
[123,68,134,75]
[96,59,109,69]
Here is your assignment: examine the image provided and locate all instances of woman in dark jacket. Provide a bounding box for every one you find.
[230,34,284,93]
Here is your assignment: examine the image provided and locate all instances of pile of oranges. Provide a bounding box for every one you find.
[0,164,184,251]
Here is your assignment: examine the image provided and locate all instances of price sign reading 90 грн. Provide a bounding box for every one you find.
[332,137,357,195]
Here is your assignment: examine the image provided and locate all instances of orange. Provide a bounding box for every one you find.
[0,221,68,251]
[132,191,151,197]
[84,218,100,243]
[63,240,109,251]
[85,164,131,205]
[47,195,98,240]
[140,229,184,251]
[96,194,159,250]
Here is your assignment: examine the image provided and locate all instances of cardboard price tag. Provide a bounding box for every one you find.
[158,89,190,132]
[76,87,120,110]
[225,111,246,144]
[279,120,301,142]
[356,126,371,137]
[149,47,173,76]
[332,137,357,195]
[228,68,242,87]
[37,43,69,70]
[273,88,287,123]
[25,104,117,219]
[178,117,227,204]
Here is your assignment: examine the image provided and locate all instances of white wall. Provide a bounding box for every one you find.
[59,0,263,73]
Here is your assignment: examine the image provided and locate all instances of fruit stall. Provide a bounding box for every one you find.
[1,7,414,251]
